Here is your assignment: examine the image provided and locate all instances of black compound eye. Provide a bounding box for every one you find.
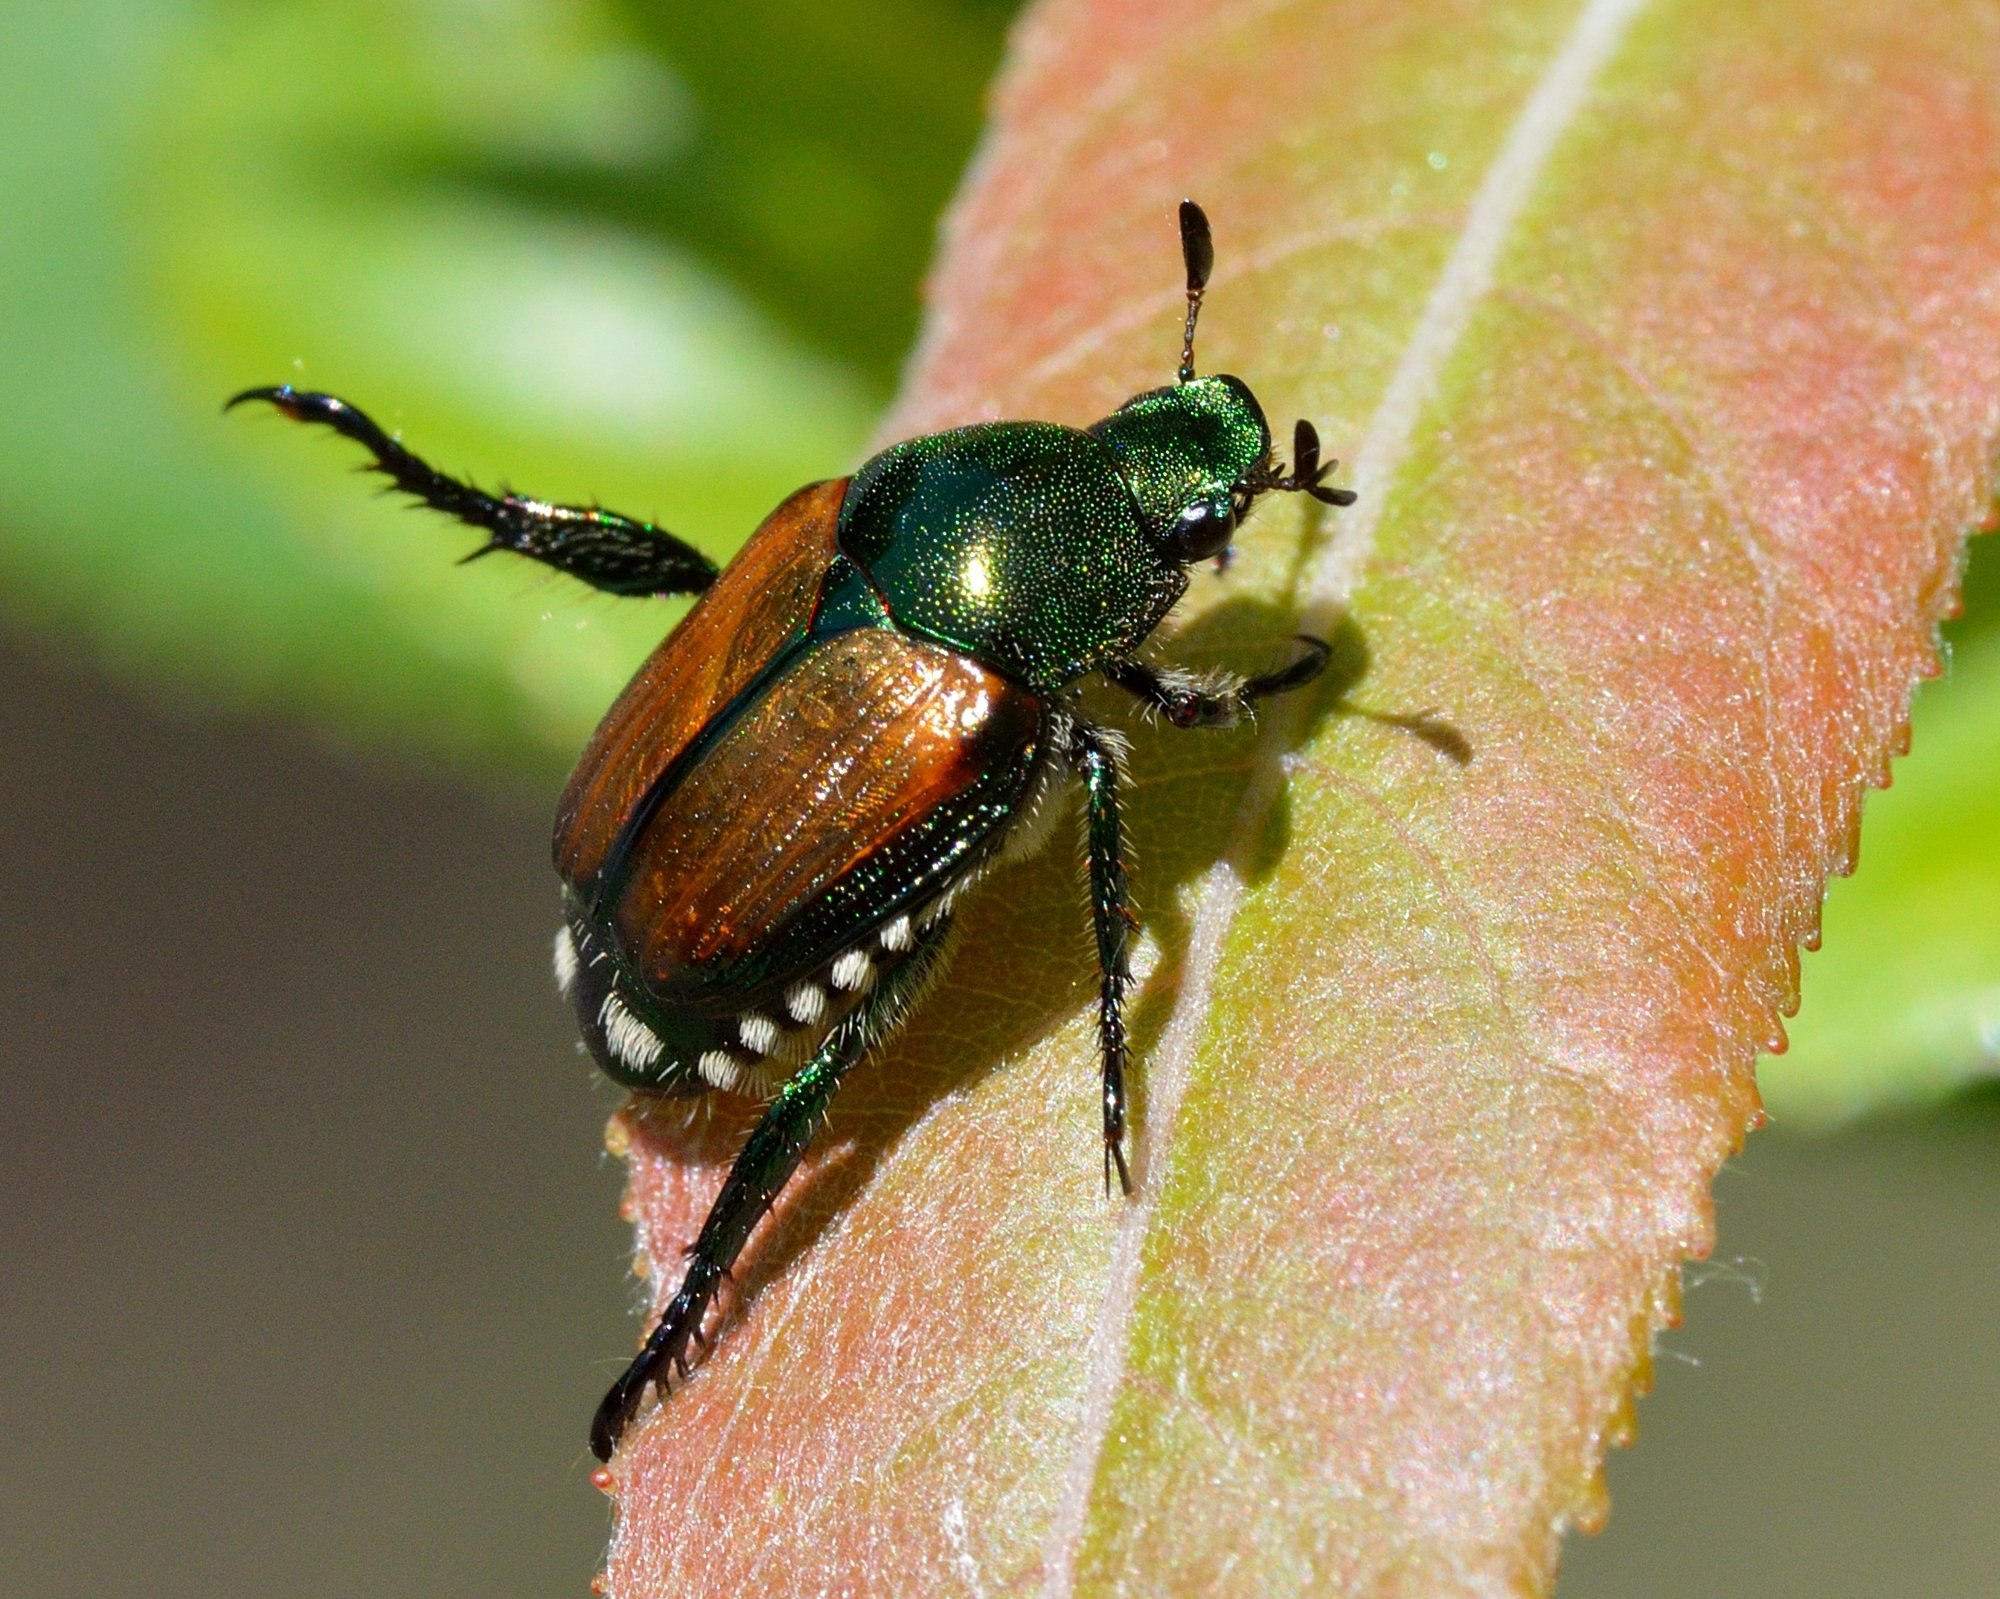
[1168,497,1237,563]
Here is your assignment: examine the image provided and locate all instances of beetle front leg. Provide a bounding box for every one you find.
[1066,718,1137,1197]
[591,924,952,1460]
[1101,635,1331,729]
[227,385,718,597]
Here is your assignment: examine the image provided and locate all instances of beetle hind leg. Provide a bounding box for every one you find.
[227,385,717,597]
[591,918,956,1460]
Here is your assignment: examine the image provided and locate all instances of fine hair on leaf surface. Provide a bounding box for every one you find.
[597,2,2000,1595]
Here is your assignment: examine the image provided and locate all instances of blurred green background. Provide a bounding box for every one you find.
[1,0,1013,774]
[1,2,1994,1595]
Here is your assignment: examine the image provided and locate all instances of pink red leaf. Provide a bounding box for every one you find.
[603,2,2000,1593]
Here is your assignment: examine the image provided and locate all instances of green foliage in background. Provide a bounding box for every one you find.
[1767,529,2000,1126]
[0,0,1990,1127]
[0,0,1011,771]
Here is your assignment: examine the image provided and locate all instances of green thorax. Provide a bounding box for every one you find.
[837,421,1185,691]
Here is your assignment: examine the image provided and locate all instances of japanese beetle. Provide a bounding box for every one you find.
[232,200,1356,1461]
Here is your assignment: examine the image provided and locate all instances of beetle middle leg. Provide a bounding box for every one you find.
[227,385,718,597]
[590,920,954,1460]
[1101,634,1331,729]
[1066,717,1138,1197]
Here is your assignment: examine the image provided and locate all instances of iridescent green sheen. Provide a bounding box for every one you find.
[838,421,1184,691]
[838,376,1271,692]
[1088,375,1270,530]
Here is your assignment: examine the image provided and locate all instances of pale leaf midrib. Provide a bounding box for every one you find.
[1036,0,1656,1591]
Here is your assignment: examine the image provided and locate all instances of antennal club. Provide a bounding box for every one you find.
[1256,419,1359,506]
[1177,199,1213,383]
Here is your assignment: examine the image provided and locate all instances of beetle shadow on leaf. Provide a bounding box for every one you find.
[620,597,1468,1349]
[1105,614,1467,1181]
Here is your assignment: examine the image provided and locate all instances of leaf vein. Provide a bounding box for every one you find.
[1037,0,1658,1589]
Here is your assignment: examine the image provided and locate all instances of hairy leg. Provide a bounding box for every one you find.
[1101,635,1330,729]
[228,385,717,597]
[590,920,953,1459]
[1066,717,1137,1196]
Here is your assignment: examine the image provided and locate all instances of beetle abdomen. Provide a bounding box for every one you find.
[558,881,955,1097]
[555,478,847,894]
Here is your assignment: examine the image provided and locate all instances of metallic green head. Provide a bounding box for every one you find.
[1087,374,1272,564]
[1083,201,1357,566]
